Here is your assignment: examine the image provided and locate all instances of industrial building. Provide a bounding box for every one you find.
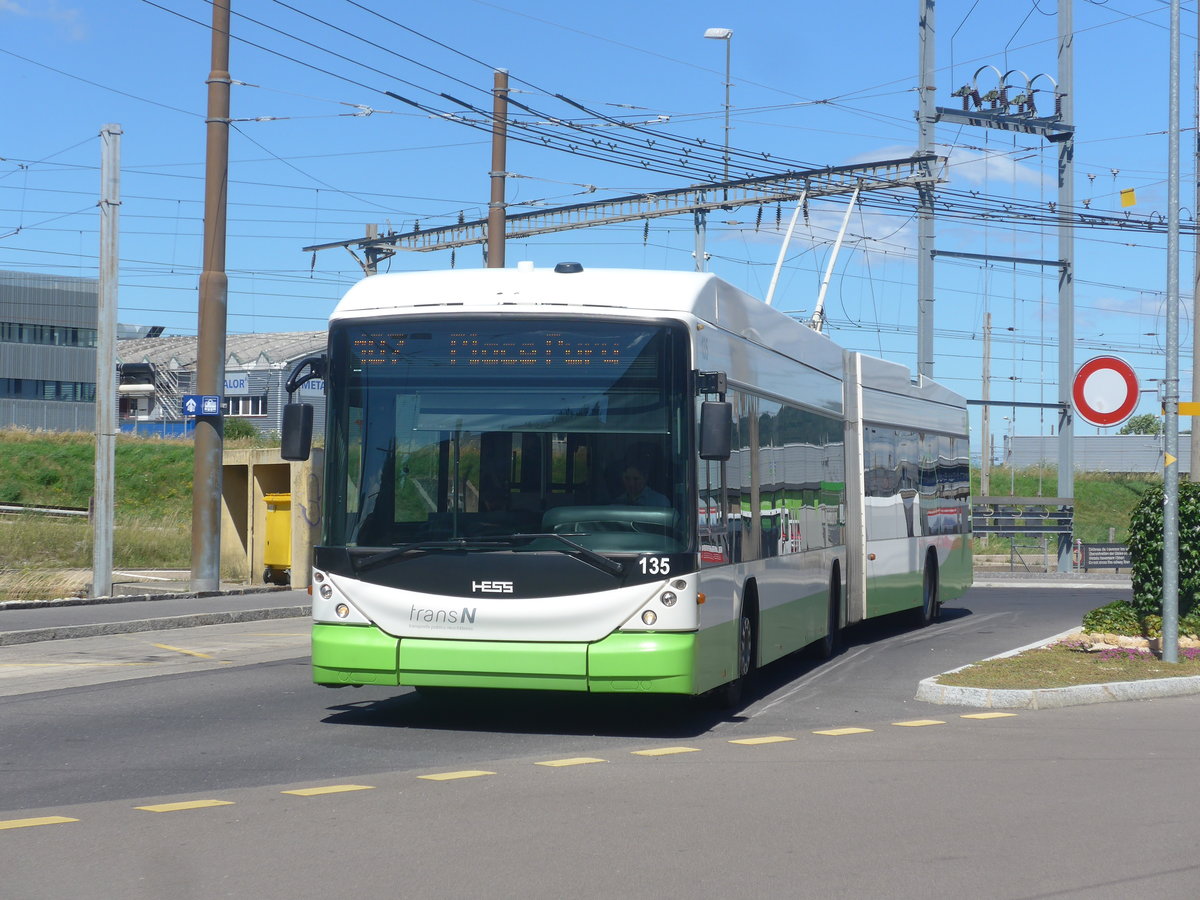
[0,269,100,431]
[1,268,327,438]
[115,331,328,438]
[1007,434,1187,476]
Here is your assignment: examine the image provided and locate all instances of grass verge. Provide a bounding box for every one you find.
[935,641,1200,690]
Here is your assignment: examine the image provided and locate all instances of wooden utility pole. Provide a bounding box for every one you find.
[93,123,121,599]
[191,0,231,592]
[486,69,509,268]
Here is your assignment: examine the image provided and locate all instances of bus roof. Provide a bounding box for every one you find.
[330,262,846,374]
[328,264,966,413]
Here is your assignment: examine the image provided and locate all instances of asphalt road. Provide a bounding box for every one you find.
[4,583,1198,899]
[1,584,1119,811]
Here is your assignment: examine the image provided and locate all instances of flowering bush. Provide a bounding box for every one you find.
[1096,647,1153,661]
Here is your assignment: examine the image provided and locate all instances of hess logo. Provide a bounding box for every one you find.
[472,580,514,594]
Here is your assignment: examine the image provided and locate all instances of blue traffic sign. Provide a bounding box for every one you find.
[182,394,223,417]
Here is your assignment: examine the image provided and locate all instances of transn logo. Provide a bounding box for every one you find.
[472,580,514,594]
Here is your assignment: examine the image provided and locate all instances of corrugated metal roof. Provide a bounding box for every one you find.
[116,331,326,369]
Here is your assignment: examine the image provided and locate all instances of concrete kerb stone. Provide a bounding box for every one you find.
[0,605,313,647]
[0,585,288,612]
[916,627,1200,709]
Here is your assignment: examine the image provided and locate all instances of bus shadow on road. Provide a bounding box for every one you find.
[317,606,977,739]
[320,687,734,739]
[743,604,976,702]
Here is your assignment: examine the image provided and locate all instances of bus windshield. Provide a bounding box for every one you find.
[324,317,692,557]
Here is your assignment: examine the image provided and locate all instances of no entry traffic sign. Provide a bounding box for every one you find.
[1072,356,1139,427]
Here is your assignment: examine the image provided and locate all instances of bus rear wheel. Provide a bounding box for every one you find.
[811,569,842,660]
[914,553,940,627]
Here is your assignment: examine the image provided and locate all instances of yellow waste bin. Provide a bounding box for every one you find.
[263,492,291,585]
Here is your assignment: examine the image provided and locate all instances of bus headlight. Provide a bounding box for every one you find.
[335,603,350,619]
[641,610,658,626]
[660,591,677,607]
[319,584,333,599]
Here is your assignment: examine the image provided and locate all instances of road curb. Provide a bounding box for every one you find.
[0,606,312,647]
[916,674,1200,708]
[0,586,288,612]
[970,579,1131,590]
[916,627,1200,708]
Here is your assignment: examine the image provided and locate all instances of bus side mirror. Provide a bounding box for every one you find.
[281,402,314,461]
[699,401,732,461]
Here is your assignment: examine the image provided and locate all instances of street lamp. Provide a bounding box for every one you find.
[703,27,733,185]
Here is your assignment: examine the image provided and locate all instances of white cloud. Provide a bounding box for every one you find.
[0,1,86,40]
[941,146,1044,189]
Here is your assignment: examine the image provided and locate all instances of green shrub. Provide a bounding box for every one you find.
[223,417,259,440]
[1128,482,1200,619]
[1082,600,1142,636]
[1181,609,1200,640]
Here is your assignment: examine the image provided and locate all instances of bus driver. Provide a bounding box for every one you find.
[614,465,670,507]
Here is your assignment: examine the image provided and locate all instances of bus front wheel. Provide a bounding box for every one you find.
[713,597,757,709]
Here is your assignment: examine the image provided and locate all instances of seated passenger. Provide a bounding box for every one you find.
[613,465,670,507]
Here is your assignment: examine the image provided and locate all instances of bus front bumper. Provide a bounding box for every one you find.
[311,624,697,694]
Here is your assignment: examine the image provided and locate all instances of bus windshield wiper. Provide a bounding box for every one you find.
[505,532,625,577]
[355,538,499,573]
[354,533,624,577]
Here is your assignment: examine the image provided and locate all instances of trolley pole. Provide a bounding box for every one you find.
[486,69,508,269]
[191,0,231,592]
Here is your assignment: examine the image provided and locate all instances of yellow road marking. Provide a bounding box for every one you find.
[729,736,795,745]
[418,770,496,781]
[961,712,1018,719]
[282,785,375,796]
[813,727,873,736]
[135,800,234,812]
[151,643,213,659]
[0,816,78,830]
[892,719,946,727]
[631,746,700,757]
[535,757,607,767]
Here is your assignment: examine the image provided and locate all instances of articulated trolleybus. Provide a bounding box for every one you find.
[282,262,971,701]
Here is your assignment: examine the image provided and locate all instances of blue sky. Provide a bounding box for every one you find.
[1,0,1196,451]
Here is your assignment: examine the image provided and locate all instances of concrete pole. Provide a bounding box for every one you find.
[93,124,121,599]
[1163,0,1181,662]
[191,0,231,592]
[1055,0,1076,573]
[1191,1,1200,481]
[916,0,936,380]
[486,69,508,269]
[981,313,992,494]
[722,36,731,185]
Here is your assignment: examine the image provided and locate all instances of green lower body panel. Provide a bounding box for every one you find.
[312,624,401,686]
[586,633,696,693]
[865,540,974,618]
[311,624,698,694]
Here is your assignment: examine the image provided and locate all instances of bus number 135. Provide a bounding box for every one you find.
[639,556,671,576]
